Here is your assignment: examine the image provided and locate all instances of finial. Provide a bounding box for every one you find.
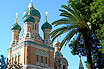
[28,4,31,15]
[16,13,18,23]
[45,11,48,22]
[31,0,33,7]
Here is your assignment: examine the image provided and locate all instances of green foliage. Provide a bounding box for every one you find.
[90,1,104,68]
[95,24,104,52]
[0,55,8,69]
[90,0,104,25]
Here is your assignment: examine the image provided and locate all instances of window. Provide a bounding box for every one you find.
[26,33,29,37]
[45,57,48,64]
[15,56,17,62]
[27,56,28,59]
[18,55,20,63]
[36,55,39,62]
[35,24,36,30]
[12,58,14,64]
[63,65,66,69]
[41,56,43,63]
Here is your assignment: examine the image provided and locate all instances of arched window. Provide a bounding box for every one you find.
[63,65,66,69]
[36,55,39,62]
[15,56,17,62]
[35,24,36,30]
[41,56,43,63]
[18,55,20,63]
[12,58,14,64]
[45,57,48,64]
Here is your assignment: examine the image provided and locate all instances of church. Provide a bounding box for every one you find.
[8,0,84,69]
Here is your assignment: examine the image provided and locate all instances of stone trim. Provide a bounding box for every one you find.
[8,41,54,51]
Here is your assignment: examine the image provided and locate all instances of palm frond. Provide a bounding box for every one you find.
[59,29,78,51]
[52,18,75,27]
[50,24,79,40]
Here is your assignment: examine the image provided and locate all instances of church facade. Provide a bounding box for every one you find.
[8,0,68,69]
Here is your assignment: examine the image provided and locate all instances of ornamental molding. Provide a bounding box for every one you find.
[35,49,49,57]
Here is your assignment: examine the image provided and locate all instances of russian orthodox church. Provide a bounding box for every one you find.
[8,0,69,69]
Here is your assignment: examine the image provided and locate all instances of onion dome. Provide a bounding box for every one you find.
[41,22,52,30]
[22,1,41,19]
[41,11,52,30]
[23,16,35,23]
[11,23,21,31]
[11,13,21,31]
[54,38,60,47]
[23,8,41,19]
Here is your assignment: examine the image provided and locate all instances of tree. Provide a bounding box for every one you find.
[50,0,94,69]
[0,55,8,69]
[90,0,104,68]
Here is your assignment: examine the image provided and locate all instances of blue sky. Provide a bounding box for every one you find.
[0,0,87,69]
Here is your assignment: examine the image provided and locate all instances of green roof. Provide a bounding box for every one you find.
[41,22,52,30]
[23,16,35,23]
[22,7,41,19]
[11,23,21,31]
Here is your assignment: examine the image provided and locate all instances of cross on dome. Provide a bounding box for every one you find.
[16,12,18,23]
[28,4,31,15]
[28,0,33,8]
[45,11,48,22]
[31,0,32,2]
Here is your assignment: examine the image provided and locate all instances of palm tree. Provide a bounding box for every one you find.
[50,1,93,69]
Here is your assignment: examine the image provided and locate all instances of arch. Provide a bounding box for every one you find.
[40,51,44,56]
[54,58,59,65]
[61,58,68,66]
[44,52,49,58]
[35,49,40,55]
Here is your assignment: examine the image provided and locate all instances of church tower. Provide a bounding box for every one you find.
[54,38,68,69]
[41,12,52,46]
[10,13,21,47]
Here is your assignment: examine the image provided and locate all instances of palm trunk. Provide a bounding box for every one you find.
[82,32,93,69]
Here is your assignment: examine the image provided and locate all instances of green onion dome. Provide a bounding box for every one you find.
[11,23,21,31]
[23,15,35,23]
[22,7,41,19]
[41,22,52,30]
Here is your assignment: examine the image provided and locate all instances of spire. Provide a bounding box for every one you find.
[15,13,18,24]
[79,55,84,69]
[45,11,48,22]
